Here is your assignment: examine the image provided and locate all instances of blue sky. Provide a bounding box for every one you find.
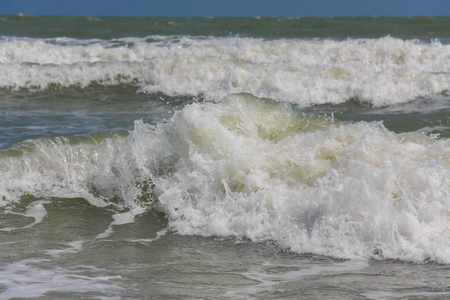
[1,0,449,17]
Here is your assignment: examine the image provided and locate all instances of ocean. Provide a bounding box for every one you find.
[0,16,449,299]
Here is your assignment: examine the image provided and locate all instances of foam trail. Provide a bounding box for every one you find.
[0,200,50,231]
[46,241,85,258]
[96,207,147,239]
[124,228,168,245]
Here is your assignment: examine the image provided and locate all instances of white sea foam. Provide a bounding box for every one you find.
[96,207,147,239]
[1,36,449,106]
[124,228,168,245]
[0,200,50,231]
[46,240,85,258]
[0,94,449,262]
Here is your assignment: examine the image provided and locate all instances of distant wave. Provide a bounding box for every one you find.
[1,36,449,107]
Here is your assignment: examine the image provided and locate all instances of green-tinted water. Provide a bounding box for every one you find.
[1,15,450,41]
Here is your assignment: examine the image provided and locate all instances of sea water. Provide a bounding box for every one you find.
[0,16,449,299]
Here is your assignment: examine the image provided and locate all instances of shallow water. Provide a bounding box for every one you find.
[1,197,450,299]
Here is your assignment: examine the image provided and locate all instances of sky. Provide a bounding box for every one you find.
[1,0,449,17]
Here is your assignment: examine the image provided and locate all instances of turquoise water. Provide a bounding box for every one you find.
[0,16,449,299]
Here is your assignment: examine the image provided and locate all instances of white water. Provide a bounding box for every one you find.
[0,93,449,263]
[1,36,449,106]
